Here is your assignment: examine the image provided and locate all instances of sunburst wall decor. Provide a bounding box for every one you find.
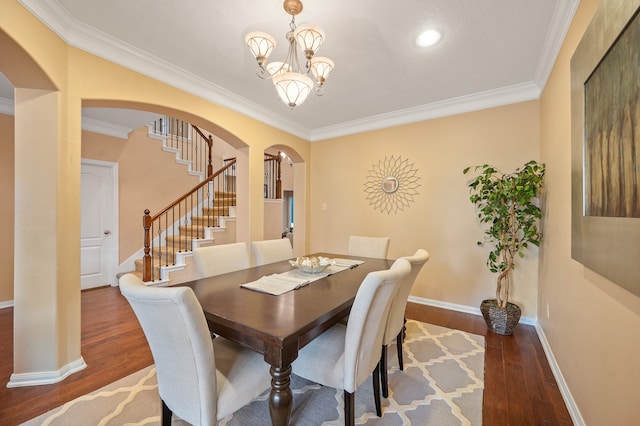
[363,156,421,214]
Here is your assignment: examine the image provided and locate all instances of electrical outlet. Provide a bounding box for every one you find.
[546,302,550,319]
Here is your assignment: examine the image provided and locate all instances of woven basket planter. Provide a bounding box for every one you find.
[480,299,521,335]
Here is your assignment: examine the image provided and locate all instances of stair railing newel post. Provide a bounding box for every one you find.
[207,135,213,178]
[142,209,152,282]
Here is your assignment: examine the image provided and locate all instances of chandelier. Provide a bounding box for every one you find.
[245,0,334,109]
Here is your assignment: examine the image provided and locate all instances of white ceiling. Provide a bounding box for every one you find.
[2,0,578,140]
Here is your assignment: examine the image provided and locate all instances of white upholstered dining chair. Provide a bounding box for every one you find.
[192,242,250,278]
[118,273,271,426]
[251,238,294,266]
[291,258,411,425]
[348,235,390,259]
[380,249,430,398]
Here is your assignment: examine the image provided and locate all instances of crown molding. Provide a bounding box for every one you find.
[18,0,574,143]
[533,0,581,88]
[18,0,312,141]
[81,117,132,139]
[310,82,541,141]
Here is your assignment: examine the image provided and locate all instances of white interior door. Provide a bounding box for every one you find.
[81,160,118,289]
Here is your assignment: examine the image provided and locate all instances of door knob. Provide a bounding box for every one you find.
[104,230,111,235]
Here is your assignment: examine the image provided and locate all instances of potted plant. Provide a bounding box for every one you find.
[463,160,545,335]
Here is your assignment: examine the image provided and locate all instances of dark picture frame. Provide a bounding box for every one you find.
[571,0,640,296]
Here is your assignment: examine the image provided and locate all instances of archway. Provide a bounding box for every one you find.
[263,144,307,256]
[79,101,256,283]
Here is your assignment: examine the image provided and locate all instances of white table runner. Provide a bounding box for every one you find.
[240,258,365,296]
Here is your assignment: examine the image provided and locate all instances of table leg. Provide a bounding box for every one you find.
[269,365,293,426]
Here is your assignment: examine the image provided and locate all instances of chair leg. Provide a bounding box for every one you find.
[402,316,407,341]
[396,331,404,371]
[373,363,383,417]
[344,390,355,426]
[161,399,172,426]
[380,345,389,398]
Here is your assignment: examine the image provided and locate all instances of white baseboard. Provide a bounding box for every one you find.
[7,357,87,388]
[407,295,536,325]
[0,300,14,309]
[408,296,582,426]
[534,323,585,426]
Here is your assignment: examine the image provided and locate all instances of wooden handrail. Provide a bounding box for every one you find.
[148,159,235,222]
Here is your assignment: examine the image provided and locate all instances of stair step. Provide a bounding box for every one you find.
[213,190,236,198]
[212,193,236,203]
[178,225,207,237]
[134,258,163,276]
[134,249,184,266]
[165,234,198,249]
[208,198,235,207]
[191,215,223,227]
[202,206,232,216]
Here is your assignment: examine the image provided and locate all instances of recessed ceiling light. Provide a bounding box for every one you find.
[416,30,441,47]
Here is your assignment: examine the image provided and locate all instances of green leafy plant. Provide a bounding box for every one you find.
[463,160,545,308]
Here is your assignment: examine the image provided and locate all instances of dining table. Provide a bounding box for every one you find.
[182,252,394,426]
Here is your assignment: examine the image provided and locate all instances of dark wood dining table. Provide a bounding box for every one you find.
[182,253,393,426]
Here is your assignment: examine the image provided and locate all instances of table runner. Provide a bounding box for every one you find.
[241,258,365,295]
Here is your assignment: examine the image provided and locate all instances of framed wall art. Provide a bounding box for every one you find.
[570,0,640,295]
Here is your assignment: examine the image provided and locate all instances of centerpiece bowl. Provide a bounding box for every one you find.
[289,256,334,274]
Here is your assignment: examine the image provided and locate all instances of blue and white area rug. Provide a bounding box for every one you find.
[23,321,484,425]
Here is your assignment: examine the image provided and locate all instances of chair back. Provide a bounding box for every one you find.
[193,242,250,278]
[251,238,294,266]
[119,273,217,425]
[348,235,390,258]
[343,258,410,392]
[384,249,430,344]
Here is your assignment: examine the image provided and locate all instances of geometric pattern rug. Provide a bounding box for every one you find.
[22,320,484,426]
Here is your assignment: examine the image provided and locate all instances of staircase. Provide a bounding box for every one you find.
[126,117,283,285]
[120,116,239,284]
[132,190,237,284]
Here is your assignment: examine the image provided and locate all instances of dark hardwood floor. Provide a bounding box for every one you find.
[0,286,572,425]
[405,303,573,426]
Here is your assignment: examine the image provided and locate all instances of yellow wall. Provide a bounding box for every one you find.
[82,128,201,262]
[310,101,541,317]
[0,113,14,302]
[539,0,640,424]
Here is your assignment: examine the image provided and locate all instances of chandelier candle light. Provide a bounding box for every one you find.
[245,0,334,108]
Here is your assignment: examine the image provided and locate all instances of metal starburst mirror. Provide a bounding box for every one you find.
[363,156,421,214]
